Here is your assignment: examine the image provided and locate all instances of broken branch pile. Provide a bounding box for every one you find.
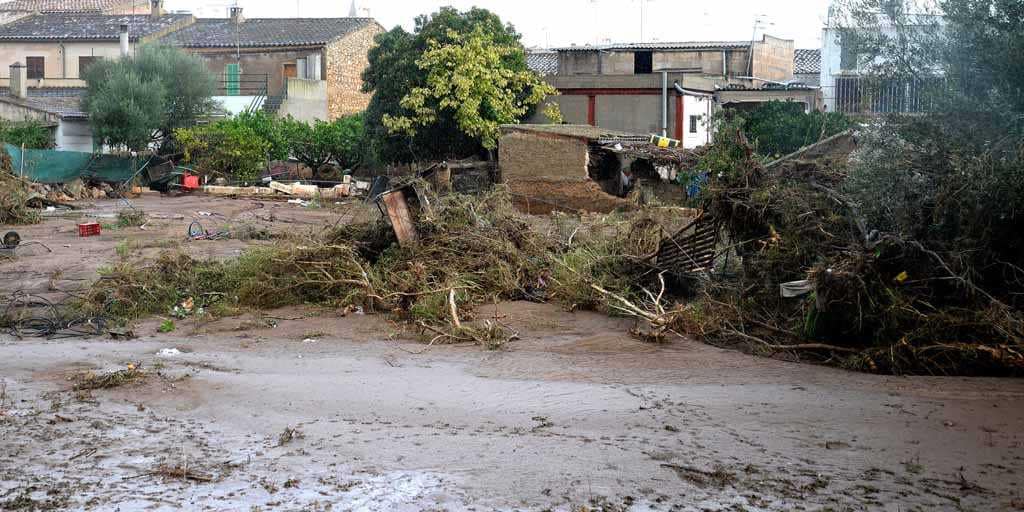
[82,187,663,348]
[0,150,39,225]
[688,117,1024,375]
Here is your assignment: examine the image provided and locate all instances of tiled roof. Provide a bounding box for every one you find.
[161,17,376,48]
[0,13,192,41]
[0,0,137,13]
[554,41,751,52]
[526,50,558,76]
[0,87,87,119]
[794,49,821,74]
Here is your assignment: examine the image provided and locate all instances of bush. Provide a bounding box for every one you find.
[737,101,853,158]
[176,120,271,183]
[0,119,52,149]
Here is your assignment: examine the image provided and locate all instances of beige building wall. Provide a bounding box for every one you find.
[324,22,383,120]
[0,41,125,79]
[751,35,795,82]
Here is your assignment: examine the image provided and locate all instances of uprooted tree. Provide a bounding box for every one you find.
[686,0,1024,375]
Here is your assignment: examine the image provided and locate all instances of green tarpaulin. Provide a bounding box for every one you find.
[4,144,138,184]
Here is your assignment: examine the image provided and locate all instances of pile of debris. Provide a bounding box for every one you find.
[687,125,1024,376]
[26,179,123,203]
[0,151,39,225]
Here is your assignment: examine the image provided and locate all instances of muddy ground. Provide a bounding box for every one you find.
[2,195,1023,511]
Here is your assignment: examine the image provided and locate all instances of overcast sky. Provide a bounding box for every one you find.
[165,0,835,49]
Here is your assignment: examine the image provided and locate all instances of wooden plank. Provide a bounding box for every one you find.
[381,190,418,246]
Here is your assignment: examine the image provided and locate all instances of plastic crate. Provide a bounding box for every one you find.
[78,222,101,237]
[183,173,200,190]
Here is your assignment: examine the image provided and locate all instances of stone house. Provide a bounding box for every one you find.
[160,8,383,121]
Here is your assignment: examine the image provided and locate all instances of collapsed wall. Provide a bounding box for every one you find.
[497,127,636,214]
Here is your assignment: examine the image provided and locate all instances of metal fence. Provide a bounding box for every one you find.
[825,75,944,114]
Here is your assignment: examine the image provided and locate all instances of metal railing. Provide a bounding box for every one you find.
[825,75,944,114]
[216,73,269,97]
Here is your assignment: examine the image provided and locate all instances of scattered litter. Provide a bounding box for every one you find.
[276,426,304,447]
[287,199,310,207]
[72,364,145,391]
[302,338,318,344]
[157,348,182,357]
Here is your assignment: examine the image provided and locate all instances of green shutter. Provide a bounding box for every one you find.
[226,63,240,96]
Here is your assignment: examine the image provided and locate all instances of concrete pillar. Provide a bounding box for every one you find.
[9,62,26,98]
[119,24,129,57]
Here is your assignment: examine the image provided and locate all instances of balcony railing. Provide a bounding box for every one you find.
[826,75,944,114]
[216,73,269,97]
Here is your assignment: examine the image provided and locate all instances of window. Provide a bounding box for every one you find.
[689,115,700,134]
[633,51,653,74]
[78,56,100,76]
[839,30,861,70]
[26,56,44,79]
[225,63,240,96]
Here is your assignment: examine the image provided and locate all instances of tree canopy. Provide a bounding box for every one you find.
[362,7,554,163]
[84,45,218,151]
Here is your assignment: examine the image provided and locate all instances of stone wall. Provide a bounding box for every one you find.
[498,129,635,214]
[324,23,383,119]
[498,130,589,180]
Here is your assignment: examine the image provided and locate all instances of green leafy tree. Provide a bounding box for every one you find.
[280,117,334,179]
[234,110,289,161]
[84,45,217,151]
[84,69,167,151]
[362,7,552,163]
[325,113,365,170]
[384,27,556,150]
[175,121,270,184]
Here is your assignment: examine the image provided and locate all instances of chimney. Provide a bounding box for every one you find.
[150,0,163,18]
[9,62,26,99]
[119,24,130,57]
[230,6,244,24]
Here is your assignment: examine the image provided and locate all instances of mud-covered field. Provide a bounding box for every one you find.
[2,195,1023,511]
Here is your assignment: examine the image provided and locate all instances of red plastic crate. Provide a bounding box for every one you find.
[78,222,101,237]
[182,173,200,190]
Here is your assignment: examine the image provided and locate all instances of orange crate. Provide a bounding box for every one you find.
[78,222,101,237]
